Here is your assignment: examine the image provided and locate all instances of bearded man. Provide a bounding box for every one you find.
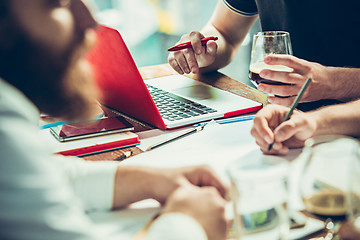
[0,1,227,239]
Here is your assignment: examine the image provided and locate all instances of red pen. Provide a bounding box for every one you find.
[167,36,218,51]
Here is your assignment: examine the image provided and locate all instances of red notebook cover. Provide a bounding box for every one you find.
[50,131,140,157]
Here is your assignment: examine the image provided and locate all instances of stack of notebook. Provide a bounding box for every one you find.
[40,115,140,157]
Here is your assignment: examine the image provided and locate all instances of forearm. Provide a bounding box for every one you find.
[310,99,360,137]
[326,67,360,101]
[199,1,258,73]
[112,166,159,209]
[197,23,238,73]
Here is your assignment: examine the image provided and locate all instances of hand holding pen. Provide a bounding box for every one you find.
[168,36,218,51]
[167,31,218,75]
[251,78,313,155]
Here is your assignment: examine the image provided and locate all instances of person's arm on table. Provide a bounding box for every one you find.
[251,100,360,155]
[58,151,228,210]
[36,151,228,240]
[168,0,258,75]
[112,165,228,209]
[256,55,360,106]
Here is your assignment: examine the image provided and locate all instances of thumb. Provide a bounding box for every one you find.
[274,120,301,142]
[206,41,217,55]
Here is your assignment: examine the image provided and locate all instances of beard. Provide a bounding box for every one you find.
[0,17,99,121]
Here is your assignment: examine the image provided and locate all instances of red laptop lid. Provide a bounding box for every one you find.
[87,25,166,129]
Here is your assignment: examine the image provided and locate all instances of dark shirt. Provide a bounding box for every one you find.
[223,0,360,110]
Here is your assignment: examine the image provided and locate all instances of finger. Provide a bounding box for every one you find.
[173,51,192,74]
[202,186,227,205]
[182,48,200,74]
[264,55,312,74]
[251,124,273,147]
[258,83,300,97]
[267,96,296,106]
[192,166,228,199]
[274,117,304,142]
[206,173,228,200]
[255,139,271,151]
[259,70,306,85]
[260,142,289,155]
[255,104,289,124]
[168,54,184,74]
[189,31,205,55]
[205,41,217,56]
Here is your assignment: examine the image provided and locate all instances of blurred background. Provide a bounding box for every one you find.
[85,0,261,86]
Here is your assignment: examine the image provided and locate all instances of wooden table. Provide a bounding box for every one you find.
[81,63,267,162]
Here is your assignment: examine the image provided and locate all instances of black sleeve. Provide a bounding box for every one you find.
[222,0,258,16]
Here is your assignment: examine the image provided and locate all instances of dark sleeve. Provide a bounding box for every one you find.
[222,0,258,16]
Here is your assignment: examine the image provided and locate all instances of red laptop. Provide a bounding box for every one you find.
[87,26,262,129]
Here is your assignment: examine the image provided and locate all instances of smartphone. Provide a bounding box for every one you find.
[50,116,134,142]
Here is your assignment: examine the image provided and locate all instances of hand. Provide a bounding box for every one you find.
[257,54,333,106]
[251,104,317,155]
[163,185,227,240]
[148,165,228,204]
[168,31,218,75]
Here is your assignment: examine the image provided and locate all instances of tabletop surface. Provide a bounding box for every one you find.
[81,64,354,239]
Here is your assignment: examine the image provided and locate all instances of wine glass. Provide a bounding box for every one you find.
[249,31,293,88]
[227,153,290,240]
[299,135,360,238]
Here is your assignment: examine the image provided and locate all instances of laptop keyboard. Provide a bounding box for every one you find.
[146,84,217,121]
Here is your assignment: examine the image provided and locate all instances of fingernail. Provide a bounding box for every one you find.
[264,136,271,144]
[268,98,274,103]
[258,85,264,91]
[196,48,202,55]
[191,67,198,73]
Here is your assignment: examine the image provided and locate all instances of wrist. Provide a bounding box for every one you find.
[113,166,155,208]
[307,110,327,136]
[325,67,344,100]
[324,67,360,101]
[313,64,338,100]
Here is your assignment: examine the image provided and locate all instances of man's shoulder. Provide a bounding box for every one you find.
[222,0,258,16]
[0,79,39,125]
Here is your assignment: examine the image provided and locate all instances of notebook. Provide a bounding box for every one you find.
[40,129,140,157]
[49,115,134,142]
[87,25,262,129]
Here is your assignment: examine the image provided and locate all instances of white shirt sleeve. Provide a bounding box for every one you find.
[0,121,118,240]
[146,213,208,240]
[0,80,120,239]
[53,156,119,211]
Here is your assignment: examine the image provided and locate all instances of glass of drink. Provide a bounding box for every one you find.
[249,31,293,87]
[227,154,290,240]
[299,135,360,239]
[300,135,360,220]
[345,144,360,239]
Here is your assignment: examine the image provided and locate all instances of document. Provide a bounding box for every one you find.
[124,120,258,182]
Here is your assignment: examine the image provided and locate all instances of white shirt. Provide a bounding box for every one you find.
[0,79,207,240]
